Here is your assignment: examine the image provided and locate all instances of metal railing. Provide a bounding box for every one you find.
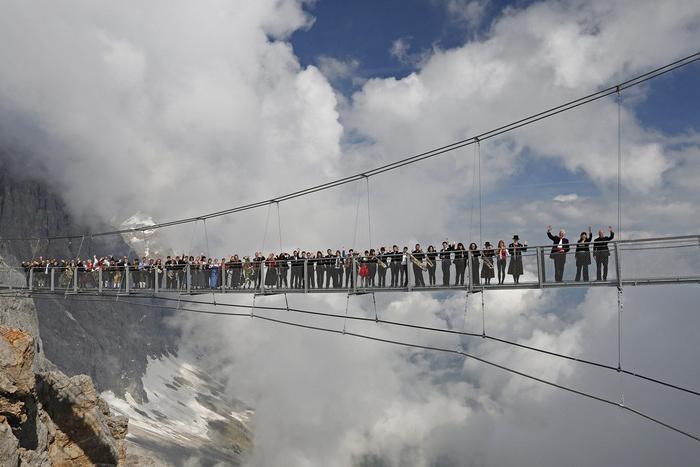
[3,235,699,296]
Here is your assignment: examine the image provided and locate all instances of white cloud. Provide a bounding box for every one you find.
[1,0,700,465]
[553,193,579,202]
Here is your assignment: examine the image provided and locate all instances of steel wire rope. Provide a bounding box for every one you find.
[13,289,700,398]
[6,51,700,242]
[15,291,700,443]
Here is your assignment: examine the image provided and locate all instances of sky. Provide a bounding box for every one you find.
[1,0,700,466]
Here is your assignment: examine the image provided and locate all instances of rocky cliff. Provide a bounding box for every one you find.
[0,159,253,464]
[0,324,145,466]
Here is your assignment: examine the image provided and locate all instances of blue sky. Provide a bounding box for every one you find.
[292,0,534,80]
[292,0,699,130]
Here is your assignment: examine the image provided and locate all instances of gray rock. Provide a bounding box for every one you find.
[0,417,19,467]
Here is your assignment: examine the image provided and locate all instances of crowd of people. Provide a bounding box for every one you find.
[20,226,615,290]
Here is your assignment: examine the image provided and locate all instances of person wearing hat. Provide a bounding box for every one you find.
[547,225,570,282]
[508,235,527,283]
[480,241,495,285]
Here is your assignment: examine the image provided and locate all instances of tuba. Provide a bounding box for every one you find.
[409,254,428,271]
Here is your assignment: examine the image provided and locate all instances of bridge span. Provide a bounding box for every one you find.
[4,235,699,297]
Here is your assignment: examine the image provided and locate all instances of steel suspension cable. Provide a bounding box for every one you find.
[18,292,700,442]
[7,52,700,243]
[617,87,623,239]
[18,290,700,398]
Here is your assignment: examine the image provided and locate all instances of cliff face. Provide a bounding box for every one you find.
[0,324,136,466]
[0,162,178,400]
[0,160,253,465]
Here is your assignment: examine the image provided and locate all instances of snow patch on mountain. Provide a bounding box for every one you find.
[102,354,253,464]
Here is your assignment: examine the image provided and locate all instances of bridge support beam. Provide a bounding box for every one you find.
[536,247,543,288]
[614,243,623,287]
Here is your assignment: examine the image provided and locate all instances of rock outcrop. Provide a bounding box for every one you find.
[0,325,132,466]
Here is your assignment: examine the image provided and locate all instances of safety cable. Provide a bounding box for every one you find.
[17,291,700,443]
[5,51,700,242]
[14,290,700,398]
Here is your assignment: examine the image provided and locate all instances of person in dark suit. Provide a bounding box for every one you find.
[377,247,388,287]
[593,226,615,281]
[439,241,454,286]
[468,243,480,286]
[575,227,593,282]
[453,243,467,286]
[389,245,401,287]
[547,225,570,282]
[412,244,425,287]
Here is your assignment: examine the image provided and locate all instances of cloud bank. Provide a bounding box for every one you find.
[1,0,699,465]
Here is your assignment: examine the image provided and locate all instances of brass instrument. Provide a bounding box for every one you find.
[374,255,388,268]
[409,254,428,271]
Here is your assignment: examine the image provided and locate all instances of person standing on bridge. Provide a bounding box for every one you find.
[306,251,315,288]
[334,250,344,288]
[426,245,438,286]
[265,253,277,288]
[547,226,570,282]
[440,241,454,286]
[412,244,426,287]
[453,242,467,286]
[468,243,480,286]
[496,240,508,285]
[508,235,527,284]
[481,242,495,285]
[400,246,409,287]
[253,252,263,289]
[324,249,334,288]
[377,247,389,287]
[593,226,615,281]
[315,250,324,288]
[575,227,593,282]
[389,245,401,287]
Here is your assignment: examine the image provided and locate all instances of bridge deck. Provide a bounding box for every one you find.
[3,235,699,297]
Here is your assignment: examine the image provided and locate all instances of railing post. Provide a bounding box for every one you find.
[50,268,55,292]
[540,248,547,284]
[73,268,78,293]
[125,266,130,294]
[536,246,543,288]
[221,263,226,293]
[352,256,357,294]
[614,242,622,287]
[259,262,265,294]
[98,268,103,294]
[186,265,192,294]
[467,252,473,293]
[304,258,308,294]
[29,268,34,292]
[407,255,413,292]
[154,268,159,294]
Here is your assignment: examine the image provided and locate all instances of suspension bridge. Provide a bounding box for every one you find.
[0,52,699,443]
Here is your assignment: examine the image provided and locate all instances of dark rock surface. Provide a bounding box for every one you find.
[0,325,138,466]
[34,297,178,403]
[0,164,179,400]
